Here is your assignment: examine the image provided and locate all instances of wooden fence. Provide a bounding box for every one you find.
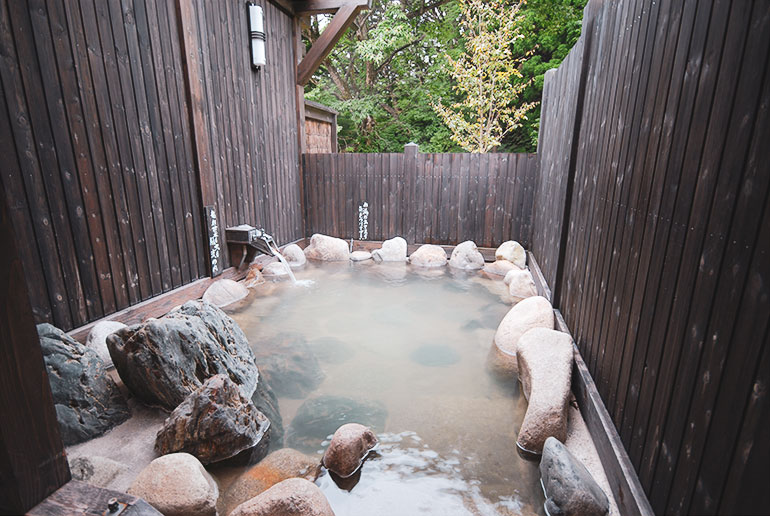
[534,0,770,514]
[0,0,303,331]
[302,148,537,248]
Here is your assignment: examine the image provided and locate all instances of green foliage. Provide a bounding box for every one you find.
[304,0,585,153]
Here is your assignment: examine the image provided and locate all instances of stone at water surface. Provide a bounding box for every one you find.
[448,240,485,270]
[202,278,249,307]
[491,295,554,375]
[245,264,266,288]
[371,236,407,263]
[86,320,126,368]
[282,243,307,268]
[252,332,325,399]
[107,300,259,410]
[38,323,130,446]
[262,261,292,278]
[410,344,460,367]
[540,437,610,516]
[128,453,218,516]
[155,374,271,465]
[229,478,335,516]
[409,244,448,267]
[516,328,573,455]
[304,234,350,261]
[286,395,388,453]
[495,240,526,268]
[504,269,538,301]
[350,250,372,261]
[69,455,130,489]
[483,259,522,278]
[221,448,322,515]
[322,423,379,478]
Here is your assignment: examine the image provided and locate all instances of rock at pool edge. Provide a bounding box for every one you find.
[322,423,379,478]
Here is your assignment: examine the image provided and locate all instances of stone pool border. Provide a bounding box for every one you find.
[67,237,654,516]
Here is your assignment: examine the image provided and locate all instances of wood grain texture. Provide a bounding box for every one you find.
[534,0,770,513]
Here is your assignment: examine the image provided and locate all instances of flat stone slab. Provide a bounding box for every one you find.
[516,328,573,456]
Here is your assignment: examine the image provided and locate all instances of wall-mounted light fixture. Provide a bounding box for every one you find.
[247,2,265,70]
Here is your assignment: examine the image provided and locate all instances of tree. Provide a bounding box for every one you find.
[432,0,537,153]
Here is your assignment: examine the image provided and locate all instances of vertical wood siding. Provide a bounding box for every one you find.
[0,0,302,331]
[534,0,770,513]
[302,151,537,248]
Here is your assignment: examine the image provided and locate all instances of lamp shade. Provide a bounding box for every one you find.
[248,3,265,68]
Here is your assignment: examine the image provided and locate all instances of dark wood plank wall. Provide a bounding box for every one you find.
[0,0,206,331]
[192,0,303,250]
[534,0,770,513]
[302,151,537,248]
[0,0,302,332]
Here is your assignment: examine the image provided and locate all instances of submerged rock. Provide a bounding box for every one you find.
[69,455,130,489]
[86,320,126,368]
[504,269,538,301]
[252,333,325,399]
[202,278,249,307]
[350,250,372,262]
[308,336,354,364]
[322,423,379,478]
[410,344,460,367]
[495,240,526,268]
[448,240,485,270]
[244,264,266,288]
[304,234,350,261]
[38,323,130,446]
[155,375,271,465]
[128,453,218,516]
[229,478,335,516]
[262,261,292,279]
[483,259,521,278]
[107,300,259,410]
[540,437,610,516]
[222,448,322,515]
[371,236,407,263]
[282,243,307,268]
[409,244,448,268]
[490,296,554,374]
[287,395,387,453]
[516,328,573,455]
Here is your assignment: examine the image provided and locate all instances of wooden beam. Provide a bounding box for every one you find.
[0,175,70,513]
[268,0,295,17]
[293,0,370,15]
[297,4,360,85]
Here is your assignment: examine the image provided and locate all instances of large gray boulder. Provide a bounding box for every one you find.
[38,323,130,445]
[128,453,218,516]
[540,437,610,516]
[107,301,259,410]
[155,375,271,465]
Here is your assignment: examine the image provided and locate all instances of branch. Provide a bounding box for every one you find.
[373,35,425,76]
[407,0,452,19]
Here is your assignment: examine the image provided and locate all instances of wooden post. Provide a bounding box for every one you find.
[0,178,70,513]
[176,0,219,276]
[404,142,418,244]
